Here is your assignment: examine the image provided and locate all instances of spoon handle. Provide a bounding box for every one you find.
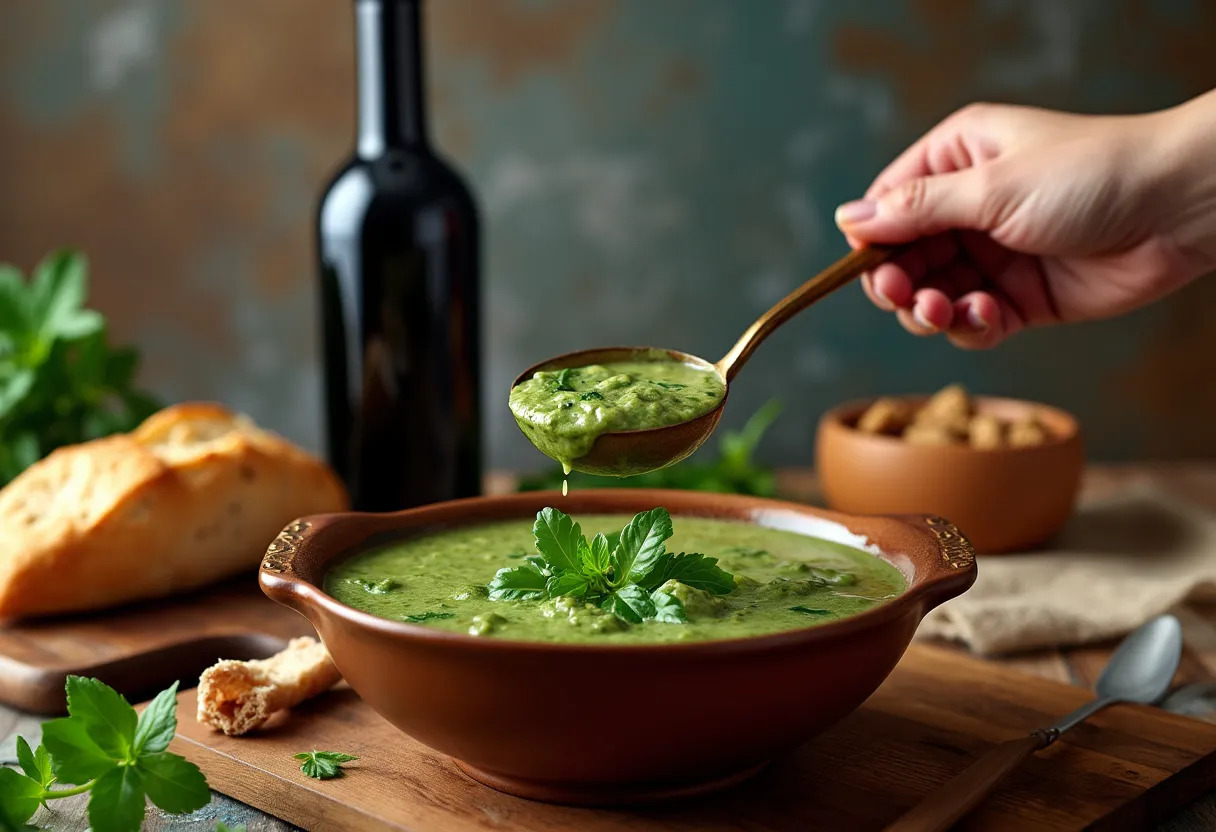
[883,730,1057,832]
[714,244,897,382]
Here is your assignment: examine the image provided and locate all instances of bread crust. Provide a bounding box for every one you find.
[0,403,348,619]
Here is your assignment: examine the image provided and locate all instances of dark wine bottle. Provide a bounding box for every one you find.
[317,0,481,511]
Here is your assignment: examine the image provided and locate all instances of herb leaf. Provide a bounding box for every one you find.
[650,590,687,623]
[636,552,735,594]
[133,680,179,756]
[790,606,830,616]
[488,564,548,601]
[554,368,576,391]
[88,765,146,832]
[580,391,603,401]
[138,751,210,813]
[295,751,358,780]
[0,250,160,487]
[533,507,586,574]
[546,572,589,599]
[15,737,53,790]
[65,675,136,759]
[215,823,247,832]
[41,716,117,783]
[611,507,673,587]
[586,533,611,575]
[401,611,455,623]
[600,585,657,624]
[0,768,42,825]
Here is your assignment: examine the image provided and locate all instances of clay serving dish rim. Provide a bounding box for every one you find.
[822,394,1081,453]
[259,489,976,655]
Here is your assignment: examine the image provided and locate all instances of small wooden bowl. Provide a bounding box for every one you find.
[815,397,1084,554]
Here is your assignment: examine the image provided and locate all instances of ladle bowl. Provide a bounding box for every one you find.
[511,245,897,476]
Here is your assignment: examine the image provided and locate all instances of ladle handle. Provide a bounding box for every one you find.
[715,245,897,382]
[882,730,1057,832]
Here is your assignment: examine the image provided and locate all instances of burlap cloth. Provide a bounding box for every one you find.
[918,485,1216,655]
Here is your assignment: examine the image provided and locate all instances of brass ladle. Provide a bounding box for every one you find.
[512,245,897,476]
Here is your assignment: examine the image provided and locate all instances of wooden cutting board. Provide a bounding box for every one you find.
[170,643,1216,832]
[0,579,312,713]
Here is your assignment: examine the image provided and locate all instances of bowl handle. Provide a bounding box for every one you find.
[908,515,979,610]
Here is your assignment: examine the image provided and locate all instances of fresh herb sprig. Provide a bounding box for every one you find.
[517,399,781,496]
[0,677,209,832]
[0,250,160,486]
[488,507,734,624]
[294,751,358,780]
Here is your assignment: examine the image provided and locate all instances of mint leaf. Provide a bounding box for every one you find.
[586,533,611,575]
[294,751,357,780]
[133,680,179,755]
[790,606,830,616]
[41,716,117,783]
[611,508,673,587]
[65,675,136,760]
[546,573,589,599]
[139,751,210,813]
[88,765,146,832]
[32,743,53,788]
[554,368,576,391]
[636,552,735,594]
[650,590,687,623]
[601,585,656,624]
[31,250,87,338]
[15,737,41,785]
[487,564,547,601]
[0,768,41,825]
[401,611,455,623]
[532,508,585,574]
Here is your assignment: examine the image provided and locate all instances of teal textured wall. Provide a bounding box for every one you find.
[1,0,1214,471]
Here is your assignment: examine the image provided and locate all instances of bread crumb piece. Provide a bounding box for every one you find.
[969,413,1005,450]
[197,637,341,736]
[857,398,912,435]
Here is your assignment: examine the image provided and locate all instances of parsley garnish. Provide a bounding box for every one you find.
[790,606,830,616]
[554,368,576,391]
[580,391,603,401]
[294,751,358,780]
[487,507,734,625]
[0,677,210,832]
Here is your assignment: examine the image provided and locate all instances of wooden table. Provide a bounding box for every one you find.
[4,463,1215,831]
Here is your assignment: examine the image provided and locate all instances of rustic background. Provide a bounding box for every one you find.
[1,0,1213,471]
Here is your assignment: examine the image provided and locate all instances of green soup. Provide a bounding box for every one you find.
[326,516,907,644]
[508,357,726,472]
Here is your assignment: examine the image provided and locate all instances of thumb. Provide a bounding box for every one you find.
[835,168,995,243]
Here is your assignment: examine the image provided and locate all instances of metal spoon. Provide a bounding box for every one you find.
[512,245,897,476]
[886,614,1184,832]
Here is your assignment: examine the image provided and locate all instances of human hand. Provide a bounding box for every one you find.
[835,92,1216,348]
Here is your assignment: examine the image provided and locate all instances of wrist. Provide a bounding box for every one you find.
[1143,90,1216,275]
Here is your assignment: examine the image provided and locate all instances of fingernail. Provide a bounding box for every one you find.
[835,199,877,226]
[913,306,937,332]
[874,285,896,312]
[966,305,989,331]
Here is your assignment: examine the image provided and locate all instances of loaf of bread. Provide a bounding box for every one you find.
[0,403,348,619]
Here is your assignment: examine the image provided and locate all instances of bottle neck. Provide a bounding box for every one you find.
[355,0,428,156]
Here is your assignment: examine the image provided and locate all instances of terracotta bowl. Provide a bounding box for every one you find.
[259,489,976,806]
[816,396,1084,554]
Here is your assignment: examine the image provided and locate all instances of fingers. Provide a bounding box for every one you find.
[836,167,997,246]
[946,292,1013,349]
